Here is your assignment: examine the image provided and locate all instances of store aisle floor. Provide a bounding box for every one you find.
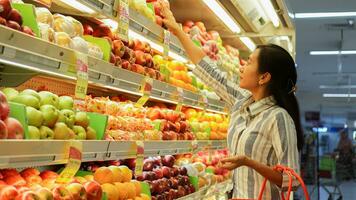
[318,180,356,200]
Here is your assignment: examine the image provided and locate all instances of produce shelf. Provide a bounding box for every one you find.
[0,25,227,114]
[176,179,233,200]
[0,140,227,169]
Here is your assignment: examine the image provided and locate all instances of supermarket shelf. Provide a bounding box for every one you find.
[0,26,227,113]
[0,140,227,169]
[177,179,233,200]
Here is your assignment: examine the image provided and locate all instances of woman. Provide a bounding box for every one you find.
[159,2,303,199]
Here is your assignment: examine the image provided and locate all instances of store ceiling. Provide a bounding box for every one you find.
[286,0,356,117]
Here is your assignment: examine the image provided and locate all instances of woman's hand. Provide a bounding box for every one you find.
[219,155,248,171]
[159,1,181,34]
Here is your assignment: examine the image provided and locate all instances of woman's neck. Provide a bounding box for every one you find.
[252,87,271,101]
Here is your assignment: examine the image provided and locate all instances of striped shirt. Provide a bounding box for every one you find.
[193,57,300,199]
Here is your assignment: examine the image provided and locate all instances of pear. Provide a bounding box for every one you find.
[12,94,40,109]
[53,122,70,139]
[20,89,40,100]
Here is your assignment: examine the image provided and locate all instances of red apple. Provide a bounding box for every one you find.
[83,181,102,200]
[23,175,42,185]
[133,39,144,51]
[155,15,163,26]
[131,64,145,75]
[0,120,8,139]
[144,67,156,78]
[40,171,58,180]
[121,60,131,70]
[153,169,163,179]
[4,117,23,139]
[182,26,190,33]
[134,50,146,66]
[161,166,171,178]
[153,2,162,17]
[125,158,136,170]
[21,168,40,177]
[0,16,6,25]
[36,188,53,200]
[66,183,86,200]
[1,169,19,178]
[83,24,93,35]
[162,131,177,141]
[0,185,18,200]
[112,40,125,57]
[162,155,175,167]
[109,52,116,64]
[143,159,154,171]
[93,24,113,39]
[15,191,40,200]
[183,21,194,28]
[7,9,22,25]
[52,185,73,200]
[115,56,122,67]
[6,20,21,31]
[0,91,9,120]
[146,108,162,120]
[4,175,26,187]
[0,0,12,19]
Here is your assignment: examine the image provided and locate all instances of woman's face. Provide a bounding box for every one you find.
[239,49,261,91]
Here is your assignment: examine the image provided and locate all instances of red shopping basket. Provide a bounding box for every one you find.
[230,165,310,200]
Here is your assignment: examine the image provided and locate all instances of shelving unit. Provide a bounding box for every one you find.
[0,140,226,169]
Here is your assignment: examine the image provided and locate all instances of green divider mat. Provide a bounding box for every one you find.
[83,36,111,62]
[205,168,214,174]
[87,112,108,140]
[140,182,151,197]
[11,3,40,37]
[102,192,108,200]
[75,170,93,177]
[189,176,199,191]
[9,102,30,139]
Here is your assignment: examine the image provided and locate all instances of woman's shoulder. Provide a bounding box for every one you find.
[270,106,294,123]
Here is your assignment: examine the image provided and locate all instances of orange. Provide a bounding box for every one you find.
[94,167,114,184]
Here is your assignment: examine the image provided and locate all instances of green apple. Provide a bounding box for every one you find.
[68,128,75,139]
[58,96,74,110]
[26,107,43,127]
[75,112,89,128]
[53,122,70,139]
[1,88,19,100]
[58,109,75,128]
[12,94,40,109]
[72,125,86,140]
[38,91,59,108]
[20,89,40,100]
[28,126,40,139]
[190,121,200,133]
[39,126,54,139]
[86,127,97,140]
[40,105,59,128]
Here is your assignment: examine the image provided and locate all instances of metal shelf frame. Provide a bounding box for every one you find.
[0,140,227,169]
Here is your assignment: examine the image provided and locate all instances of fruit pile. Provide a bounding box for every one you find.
[0,0,36,36]
[129,0,168,27]
[1,88,97,140]
[0,91,24,139]
[183,108,228,140]
[0,168,105,200]
[127,155,195,200]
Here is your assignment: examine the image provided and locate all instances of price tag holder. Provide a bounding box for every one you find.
[163,30,170,57]
[175,88,184,112]
[56,141,82,184]
[191,140,198,153]
[199,94,208,114]
[134,141,144,176]
[74,52,89,99]
[135,77,153,107]
[207,140,212,164]
[116,0,129,42]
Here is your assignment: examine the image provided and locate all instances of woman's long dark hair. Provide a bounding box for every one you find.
[257,44,304,151]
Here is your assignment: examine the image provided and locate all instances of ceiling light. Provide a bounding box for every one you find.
[320,85,356,89]
[259,0,280,27]
[202,0,241,33]
[240,37,256,51]
[58,0,96,14]
[310,50,356,55]
[323,93,356,98]
[295,12,356,19]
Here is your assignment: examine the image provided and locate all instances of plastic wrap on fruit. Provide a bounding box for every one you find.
[67,16,83,37]
[88,43,103,60]
[183,164,199,177]
[36,7,53,27]
[54,32,73,48]
[38,23,55,43]
[105,100,120,116]
[53,14,76,37]
[71,37,89,54]
[86,97,106,114]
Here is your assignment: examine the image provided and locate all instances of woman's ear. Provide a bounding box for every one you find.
[259,72,271,85]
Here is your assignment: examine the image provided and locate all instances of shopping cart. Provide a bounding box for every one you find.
[230,165,310,200]
[319,155,342,200]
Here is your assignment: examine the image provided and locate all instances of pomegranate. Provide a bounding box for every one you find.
[4,117,24,139]
[0,120,7,139]
[0,0,11,19]
[0,91,9,120]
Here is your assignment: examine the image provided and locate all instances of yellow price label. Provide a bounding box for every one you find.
[134,141,144,176]
[135,77,153,107]
[56,141,82,184]
[74,52,88,99]
[163,30,170,58]
[116,0,129,42]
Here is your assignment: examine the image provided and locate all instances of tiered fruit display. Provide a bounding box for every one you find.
[1,88,97,140]
[0,91,24,139]
[183,108,228,140]
[0,168,104,200]
[0,0,36,36]
[129,0,169,27]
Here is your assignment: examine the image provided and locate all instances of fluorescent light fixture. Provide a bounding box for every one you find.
[240,37,256,51]
[295,12,356,19]
[59,0,96,14]
[323,93,356,98]
[288,12,295,19]
[259,0,280,27]
[202,0,241,33]
[320,85,356,89]
[312,127,328,133]
[310,50,356,55]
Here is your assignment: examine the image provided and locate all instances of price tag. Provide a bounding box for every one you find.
[135,77,153,107]
[74,52,89,99]
[175,88,184,112]
[116,0,129,42]
[135,141,144,176]
[56,141,82,184]
[163,30,170,57]
[191,140,198,153]
[207,140,212,163]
